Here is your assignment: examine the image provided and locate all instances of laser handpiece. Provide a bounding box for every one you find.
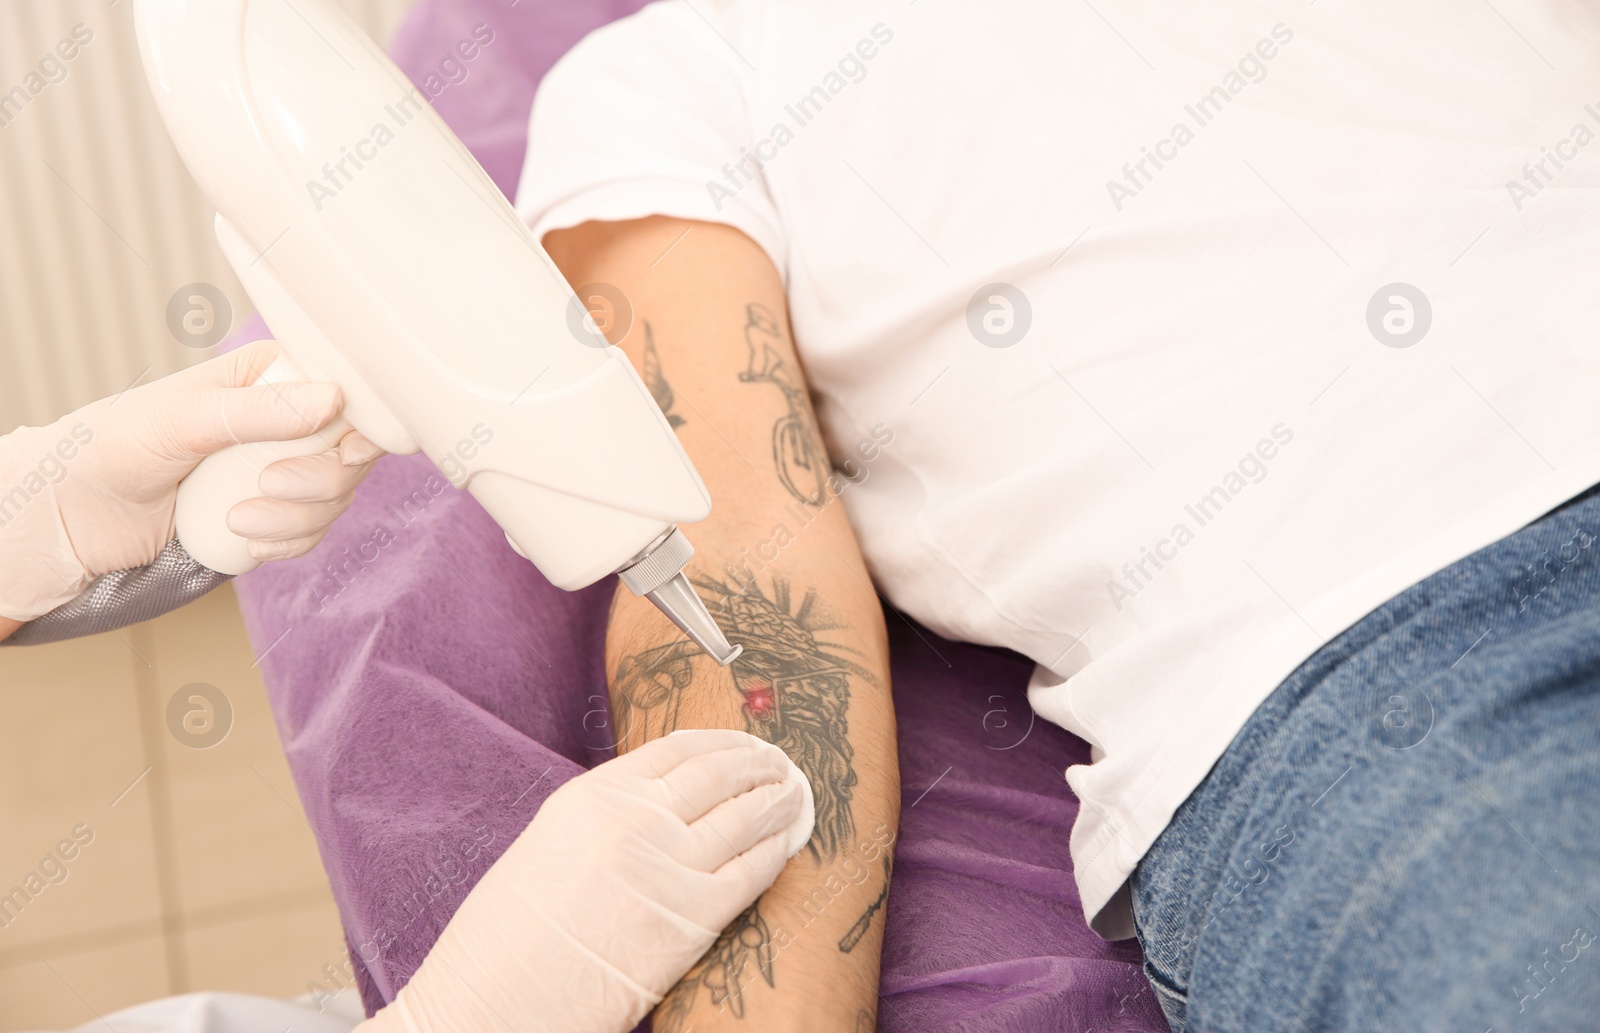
[135,0,742,664]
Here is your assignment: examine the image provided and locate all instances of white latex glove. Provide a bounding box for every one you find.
[0,340,383,621]
[360,729,816,1033]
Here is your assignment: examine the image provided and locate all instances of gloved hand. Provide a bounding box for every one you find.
[360,729,815,1033]
[0,340,382,622]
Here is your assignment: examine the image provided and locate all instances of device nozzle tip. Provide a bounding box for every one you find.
[645,571,742,664]
[616,528,742,664]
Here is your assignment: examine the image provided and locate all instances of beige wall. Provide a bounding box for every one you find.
[0,0,418,433]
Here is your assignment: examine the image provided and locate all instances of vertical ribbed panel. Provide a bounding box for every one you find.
[0,0,417,432]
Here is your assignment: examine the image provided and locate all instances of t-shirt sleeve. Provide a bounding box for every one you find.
[512,1,787,282]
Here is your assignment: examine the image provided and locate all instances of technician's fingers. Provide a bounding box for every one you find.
[257,447,376,502]
[337,430,385,467]
[244,535,323,562]
[121,379,341,463]
[651,741,791,823]
[146,343,348,458]
[681,778,803,872]
[608,728,774,780]
[711,828,792,907]
[201,381,346,455]
[226,495,353,543]
[159,338,279,390]
[215,339,283,388]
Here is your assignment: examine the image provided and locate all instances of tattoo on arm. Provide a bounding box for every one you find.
[655,901,775,1033]
[837,856,892,954]
[614,575,866,860]
[615,577,868,1018]
[739,302,829,508]
[643,321,687,429]
[621,302,879,1026]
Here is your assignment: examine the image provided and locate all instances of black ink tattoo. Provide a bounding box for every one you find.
[838,857,892,954]
[642,321,686,429]
[612,638,699,745]
[655,902,775,1033]
[856,1008,877,1032]
[739,302,829,507]
[615,576,872,1025]
[716,576,863,859]
[613,575,866,860]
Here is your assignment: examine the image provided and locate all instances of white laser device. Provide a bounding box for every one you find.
[135,0,741,664]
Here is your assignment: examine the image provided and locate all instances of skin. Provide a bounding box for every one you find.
[0,616,19,642]
[545,216,900,1033]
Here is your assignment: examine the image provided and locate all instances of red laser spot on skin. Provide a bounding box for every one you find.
[741,679,776,720]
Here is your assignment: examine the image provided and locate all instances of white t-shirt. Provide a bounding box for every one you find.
[514,0,1600,938]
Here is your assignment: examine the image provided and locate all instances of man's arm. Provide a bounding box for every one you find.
[545,216,899,1033]
[0,616,20,643]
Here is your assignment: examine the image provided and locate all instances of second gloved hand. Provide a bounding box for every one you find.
[0,340,382,621]
[362,729,815,1033]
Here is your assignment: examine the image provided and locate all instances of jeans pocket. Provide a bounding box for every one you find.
[1142,959,1189,1033]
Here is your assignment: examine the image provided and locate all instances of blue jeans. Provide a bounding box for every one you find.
[1131,486,1600,1032]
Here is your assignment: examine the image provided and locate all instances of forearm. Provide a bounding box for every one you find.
[548,217,899,1033]
[0,616,20,643]
[609,533,895,1030]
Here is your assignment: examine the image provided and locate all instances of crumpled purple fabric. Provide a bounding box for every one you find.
[225,1,1163,1029]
